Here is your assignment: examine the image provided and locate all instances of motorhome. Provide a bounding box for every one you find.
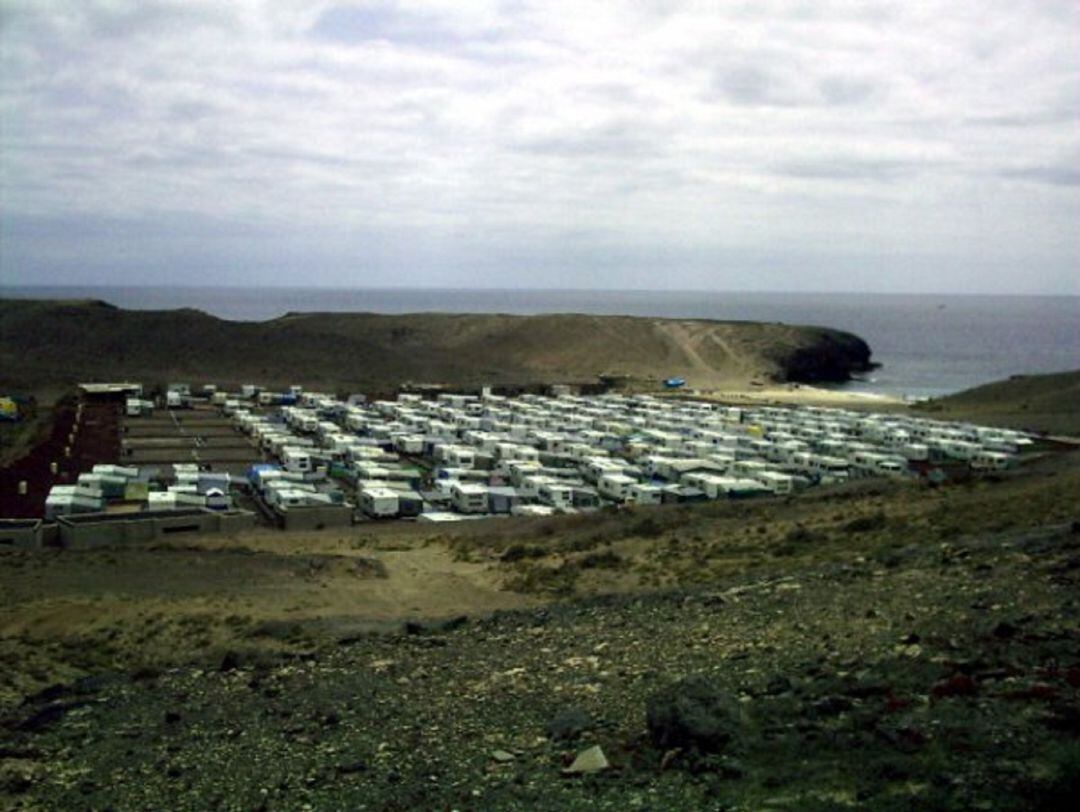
[359,486,400,518]
[598,473,636,502]
[451,482,489,514]
[282,447,313,474]
[970,450,1012,471]
[537,480,574,510]
[630,483,664,505]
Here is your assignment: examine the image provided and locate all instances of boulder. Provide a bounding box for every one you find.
[646,675,741,752]
[564,745,609,775]
[546,706,591,741]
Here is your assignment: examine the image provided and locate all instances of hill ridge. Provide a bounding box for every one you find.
[0,298,874,393]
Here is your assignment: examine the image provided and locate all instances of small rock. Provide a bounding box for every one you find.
[717,756,745,779]
[931,673,978,700]
[992,621,1019,640]
[491,750,515,763]
[437,615,468,632]
[546,706,591,741]
[646,675,742,752]
[321,712,340,727]
[763,675,792,696]
[563,745,609,775]
[812,696,853,716]
[219,650,241,672]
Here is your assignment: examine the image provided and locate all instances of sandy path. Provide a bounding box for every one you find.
[694,385,906,409]
[0,538,540,640]
[653,320,755,387]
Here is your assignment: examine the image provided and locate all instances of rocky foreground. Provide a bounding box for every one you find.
[4,518,1078,811]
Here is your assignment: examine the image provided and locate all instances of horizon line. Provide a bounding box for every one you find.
[2,283,1077,299]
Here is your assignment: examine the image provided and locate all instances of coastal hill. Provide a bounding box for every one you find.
[917,368,1080,436]
[0,298,874,393]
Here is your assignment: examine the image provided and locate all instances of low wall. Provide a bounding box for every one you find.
[0,519,42,550]
[218,510,257,534]
[57,508,258,549]
[41,522,60,547]
[279,503,354,532]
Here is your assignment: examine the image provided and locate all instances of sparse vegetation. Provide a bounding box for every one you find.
[0,374,1078,808]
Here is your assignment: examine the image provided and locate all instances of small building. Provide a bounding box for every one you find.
[78,382,143,402]
[572,487,601,509]
[360,486,400,519]
[537,481,574,510]
[598,472,636,502]
[451,482,489,514]
[125,398,154,417]
[511,504,556,517]
[660,485,708,504]
[630,483,663,505]
[45,493,103,520]
[396,491,425,518]
[0,519,43,549]
[282,447,313,473]
[487,486,523,515]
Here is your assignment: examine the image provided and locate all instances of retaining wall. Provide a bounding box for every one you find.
[278,504,354,531]
[0,519,43,550]
[56,509,257,549]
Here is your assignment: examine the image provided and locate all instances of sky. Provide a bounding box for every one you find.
[1,0,1078,294]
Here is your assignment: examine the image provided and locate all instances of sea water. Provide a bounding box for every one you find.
[4,286,1077,398]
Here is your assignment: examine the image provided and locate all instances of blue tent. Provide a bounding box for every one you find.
[663,378,686,389]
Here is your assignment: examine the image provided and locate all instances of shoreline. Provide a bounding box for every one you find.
[678,383,908,410]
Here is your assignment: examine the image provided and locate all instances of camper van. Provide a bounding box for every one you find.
[451,483,489,514]
[598,473,636,502]
[359,486,400,518]
[970,450,1012,472]
[537,481,574,510]
[282,447,312,473]
[630,483,664,505]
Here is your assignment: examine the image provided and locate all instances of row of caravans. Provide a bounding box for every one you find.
[221,388,1030,523]
[121,383,306,415]
[44,463,232,519]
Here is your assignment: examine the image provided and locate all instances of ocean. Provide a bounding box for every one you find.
[4,286,1077,398]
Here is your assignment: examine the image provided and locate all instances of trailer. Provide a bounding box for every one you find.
[598,472,636,502]
[359,486,400,518]
[537,481,574,510]
[451,482,489,514]
[630,483,663,505]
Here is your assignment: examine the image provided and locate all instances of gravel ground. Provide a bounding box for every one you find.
[4,519,1079,811]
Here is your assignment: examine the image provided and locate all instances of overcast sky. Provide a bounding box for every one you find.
[1,0,1078,294]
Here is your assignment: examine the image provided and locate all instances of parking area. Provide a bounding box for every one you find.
[121,406,264,477]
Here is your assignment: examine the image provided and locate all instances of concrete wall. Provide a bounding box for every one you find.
[41,522,60,547]
[0,519,42,550]
[279,503,354,531]
[218,510,257,534]
[57,509,258,549]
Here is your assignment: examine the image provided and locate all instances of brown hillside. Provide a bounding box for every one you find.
[914,368,1080,436]
[0,299,873,394]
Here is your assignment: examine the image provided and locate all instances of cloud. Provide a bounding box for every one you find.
[1,0,1078,293]
[1002,166,1080,187]
[777,158,924,182]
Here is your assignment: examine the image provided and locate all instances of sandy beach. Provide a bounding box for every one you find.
[674,384,908,410]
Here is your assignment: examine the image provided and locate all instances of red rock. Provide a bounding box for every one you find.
[931,673,978,699]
